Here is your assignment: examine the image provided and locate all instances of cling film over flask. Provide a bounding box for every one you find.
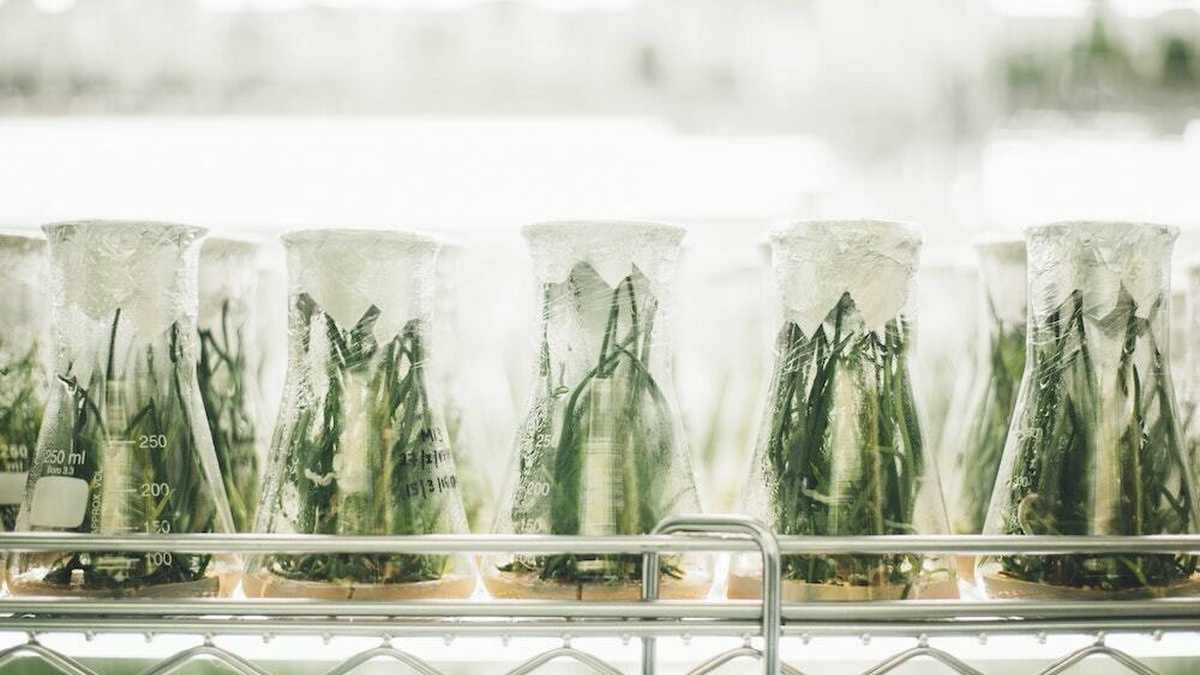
[0,232,48,532]
[246,229,473,600]
[484,221,710,601]
[429,240,510,533]
[731,220,957,602]
[1181,261,1200,491]
[979,221,1200,600]
[8,221,236,598]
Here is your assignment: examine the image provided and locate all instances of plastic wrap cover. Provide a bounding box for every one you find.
[44,221,206,364]
[253,228,472,600]
[980,221,1199,600]
[0,231,47,530]
[944,238,1026,536]
[731,219,956,602]
[486,220,708,600]
[770,219,921,337]
[11,220,234,599]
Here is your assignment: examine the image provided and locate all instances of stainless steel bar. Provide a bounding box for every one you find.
[0,618,764,638]
[1,615,1197,640]
[779,618,1200,637]
[776,535,1200,555]
[646,515,781,675]
[4,516,1200,649]
[3,532,1200,555]
[4,598,1198,623]
[781,599,1200,622]
[0,533,748,555]
[0,600,763,620]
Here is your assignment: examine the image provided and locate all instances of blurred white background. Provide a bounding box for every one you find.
[1,0,1198,242]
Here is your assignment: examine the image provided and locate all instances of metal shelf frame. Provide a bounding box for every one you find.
[0,514,1196,674]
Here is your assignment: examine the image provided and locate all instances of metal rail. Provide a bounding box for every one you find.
[3,531,1200,554]
[2,598,1199,623]
[0,599,762,619]
[0,520,1199,673]
[643,515,780,675]
[0,617,765,638]
[0,532,748,554]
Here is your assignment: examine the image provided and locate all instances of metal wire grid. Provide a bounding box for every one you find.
[0,514,1194,674]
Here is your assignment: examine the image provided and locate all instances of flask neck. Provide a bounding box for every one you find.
[540,262,674,381]
[1027,223,1174,328]
[1186,266,1200,400]
[44,222,203,378]
[199,239,259,338]
[0,236,47,349]
[770,220,919,337]
[524,220,684,303]
[1025,225,1176,388]
[977,241,1027,329]
[283,231,439,347]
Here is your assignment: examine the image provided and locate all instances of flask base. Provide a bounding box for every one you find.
[483,570,711,601]
[978,570,1200,600]
[727,573,959,602]
[242,571,476,600]
[7,571,224,598]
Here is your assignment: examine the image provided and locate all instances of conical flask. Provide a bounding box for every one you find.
[246,229,474,600]
[730,220,957,602]
[945,240,1027,539]
[915,261,978,467]
[0,232,48,532]
[1180,260,1200,486]
[8,221,236,598]
[198,236,266,532]
[979,221,1200,599]
[484,221,710,601]
[430,240,500,532]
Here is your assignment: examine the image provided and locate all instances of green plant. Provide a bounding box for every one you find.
[763,293,925,591]
[0,342,43,531]
[35,309,218,592]
[996,288,1197,592]
[197,298,260,531]
[955,299,1026,535]
[500,264,685,585]
[261,293,455,586]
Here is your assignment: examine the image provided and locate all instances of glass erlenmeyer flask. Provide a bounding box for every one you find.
[916,260,978,468]
[246,229,474,600]
[0,232,48,532]
[198,236,265,532]
[8,221,236,598]
[1183,262,1200,490]
[946,240,1027,539]
[430,240,498,532]
[979,221,1200,599]
[731,220,957,602]
[484,221,710,601]
[256,248,288,442]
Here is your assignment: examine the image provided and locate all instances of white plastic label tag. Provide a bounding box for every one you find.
[30,476,89,528]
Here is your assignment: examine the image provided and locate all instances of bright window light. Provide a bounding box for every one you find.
[981,131,1200,231]
[0,116,838,230]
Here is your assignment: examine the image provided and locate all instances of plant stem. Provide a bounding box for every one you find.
[997,288,1197,592]
[263,293,459,586]
[764,293,924,589]
[503,264,687,585]
[37,309,217,593]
